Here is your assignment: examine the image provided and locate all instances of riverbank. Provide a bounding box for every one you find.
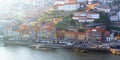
[1,40,120,55]
[0,40,36,46]
[0,45,120,60]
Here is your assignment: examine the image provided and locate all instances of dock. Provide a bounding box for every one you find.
[29,43,67,49]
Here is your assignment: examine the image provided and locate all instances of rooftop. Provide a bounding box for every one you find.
[65,0,79,4]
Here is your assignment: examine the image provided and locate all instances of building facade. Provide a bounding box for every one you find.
[72,11,99,23]
[53,0,81,11]
[86,26,110,42]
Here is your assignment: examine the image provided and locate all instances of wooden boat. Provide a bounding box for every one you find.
[110,45,120,55]
[35,45,53,51]
[36,47,52,51]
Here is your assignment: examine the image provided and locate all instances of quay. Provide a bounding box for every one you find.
[1,40,120,55]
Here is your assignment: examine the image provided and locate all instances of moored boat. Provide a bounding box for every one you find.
[36,47,52,51]
[110,45,120,55]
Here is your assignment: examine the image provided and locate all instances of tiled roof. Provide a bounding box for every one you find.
[64,32,85,34]
[65,0,79,4]
[86,27,110,35]
[53,4,64,7]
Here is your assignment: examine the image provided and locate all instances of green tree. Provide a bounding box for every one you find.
[55,21,65,30]
[63,13,76,26]
[94,12,110,29]
[55,12,77,30]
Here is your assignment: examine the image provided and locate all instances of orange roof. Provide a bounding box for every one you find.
[64,32,85,34]
[65,0,79,4]
[86,27,107,33]
[53,4,64,7]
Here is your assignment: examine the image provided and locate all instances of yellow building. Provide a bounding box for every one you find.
[63,31,85,40]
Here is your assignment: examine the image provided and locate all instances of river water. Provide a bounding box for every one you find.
[0,45,120,60]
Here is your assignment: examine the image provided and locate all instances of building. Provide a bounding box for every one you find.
[87,12,100,19]
[94,0,113,3]
[95,7,110,13]
[53,0,80,11]
[53,0,65,11]
[94,3,111,12]
[86,26,110,42]
[64,32,85,40]
[3,29,21,40]
[110,11,120,21]
[72,11,99,23]
[52,0,98,11]
[56,30,85,40]
[34,22,56,40]
[110,22,120,30]
[64,0,80,11]
[110,11,120,32]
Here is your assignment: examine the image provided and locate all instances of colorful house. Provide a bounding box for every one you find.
[86,26,110,42]
[64,32,85,40]
[56,30,85,40]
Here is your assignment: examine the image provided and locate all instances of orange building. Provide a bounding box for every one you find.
[56,30,85,40]
[64,32,85,40]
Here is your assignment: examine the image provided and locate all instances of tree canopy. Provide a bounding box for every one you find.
[55,12,77,30]
[94,12,110,25]
[94,12,110,30]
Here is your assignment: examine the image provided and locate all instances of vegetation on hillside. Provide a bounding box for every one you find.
[55,12,77,30]
[94,12,110,30]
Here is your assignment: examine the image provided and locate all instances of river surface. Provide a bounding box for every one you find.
[0,45,120,60]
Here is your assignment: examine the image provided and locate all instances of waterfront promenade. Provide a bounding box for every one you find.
[1,39,120,53]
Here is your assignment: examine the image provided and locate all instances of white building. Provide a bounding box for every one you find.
[110,15,119,21]
[73,11,87,17]
[95,7,110,13]
[64,0,80,11]
[77,0,86,3]
[3,29,21,40]
[72,11,99,22]
[110,11,120,21]
[94,0,113,3]
[53,0,65,11]
[87,13,100,19]
[53,0,80,11]
[78,18,94,22]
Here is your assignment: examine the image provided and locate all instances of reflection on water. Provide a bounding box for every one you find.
[0,45,120,60]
